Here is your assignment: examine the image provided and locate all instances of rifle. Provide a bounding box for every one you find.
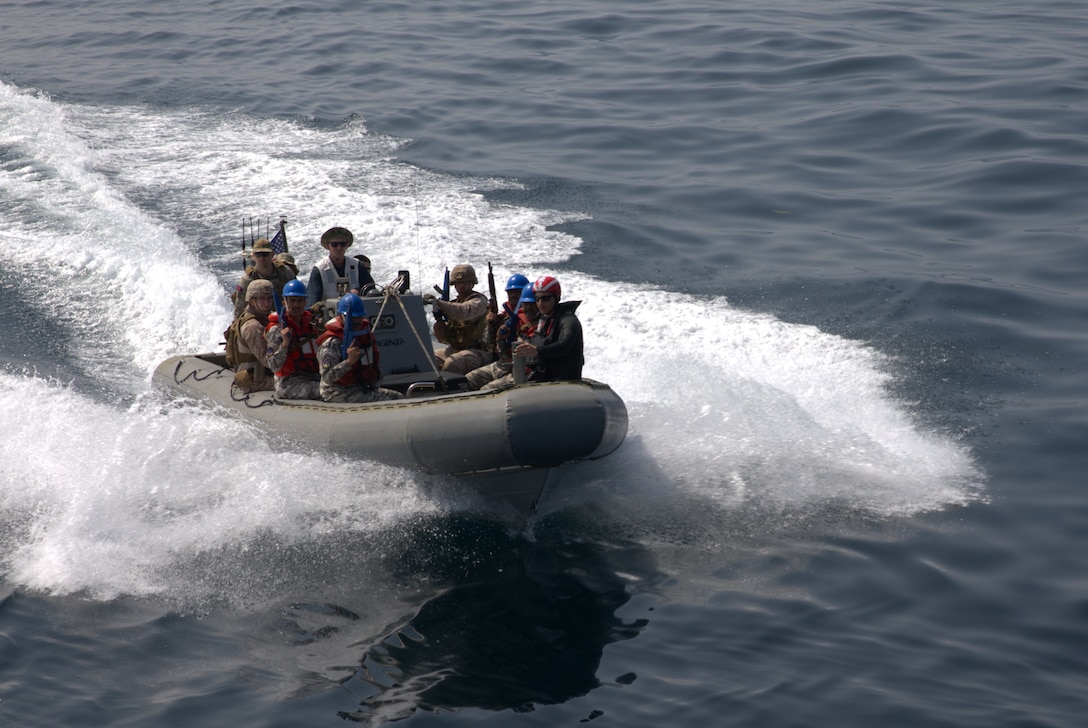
[273,289,284,324]
[240,219,247,271]
[342,314,372,363]
[431,267,450,322]
[341,315,352,360]
[487,261,497,314]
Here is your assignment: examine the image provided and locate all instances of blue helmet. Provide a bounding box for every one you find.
[337,293,367,319]
[518,282,536,305]
[282,279,307,298]
[505,273,530,292]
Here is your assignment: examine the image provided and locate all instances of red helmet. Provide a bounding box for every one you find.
[532,275,561,300]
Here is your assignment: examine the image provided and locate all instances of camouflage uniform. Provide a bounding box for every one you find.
[232,264,296,318]
[466,359,512,390]
[317,337,404,403]
[265,325,320,400]
[432,291,490,374]
[473,307,541,391]
[236,312,275,392]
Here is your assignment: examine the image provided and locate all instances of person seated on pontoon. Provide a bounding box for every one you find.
[424,263,491,375]
[315,294,404,403]
[476,283,543,391]
[465,273,530,390]
[274,252,299,277]
[305,227,378,314]
[514,275,583,382]
[264,279,321,400]
[230,279,276,393]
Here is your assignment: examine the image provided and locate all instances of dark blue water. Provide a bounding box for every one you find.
[2,1,1087,726]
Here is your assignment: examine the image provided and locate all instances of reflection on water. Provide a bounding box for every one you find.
[337,515,659,723]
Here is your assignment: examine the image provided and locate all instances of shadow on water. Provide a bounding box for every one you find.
[335,512,661,724]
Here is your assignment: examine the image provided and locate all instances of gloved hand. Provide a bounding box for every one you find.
[422,293,437,305]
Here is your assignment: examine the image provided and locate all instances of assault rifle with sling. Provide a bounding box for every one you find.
[487,261,498,315]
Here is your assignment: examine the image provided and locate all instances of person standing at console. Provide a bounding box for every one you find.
[306,227,377,310]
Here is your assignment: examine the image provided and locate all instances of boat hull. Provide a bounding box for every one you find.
[152,354,628,511]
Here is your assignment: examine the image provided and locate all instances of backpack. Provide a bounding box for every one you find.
[223,313,256,369]
[223,319,240,368]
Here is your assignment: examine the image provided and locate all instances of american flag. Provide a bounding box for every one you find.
[268,225,288,254]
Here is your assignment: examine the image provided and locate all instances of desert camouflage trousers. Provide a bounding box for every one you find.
[233,365,274,393]
[437,346,490,375]
[465,359,512,390]
[480,373,517,391]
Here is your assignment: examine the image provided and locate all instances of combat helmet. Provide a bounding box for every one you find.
[450,264,478,285]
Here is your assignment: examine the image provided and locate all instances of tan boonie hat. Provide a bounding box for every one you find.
[450,263,477,285]
[274,252,295,266]
[320,227,354,250]
[246,279,274,301]
[251,238,274,254]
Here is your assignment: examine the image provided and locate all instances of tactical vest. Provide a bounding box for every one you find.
[444,292,489,350]
[228,310,270,386]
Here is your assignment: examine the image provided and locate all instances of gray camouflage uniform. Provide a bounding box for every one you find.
[317,336,404,403]
[265,325,321,400]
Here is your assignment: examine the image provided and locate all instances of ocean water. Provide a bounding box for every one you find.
[1,1,1086,726]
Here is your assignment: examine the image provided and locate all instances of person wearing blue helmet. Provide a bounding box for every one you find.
[263,279,321,400]
[467,282,542,391]
[464,273,526,389]
[481,273,529,360]
[314,293,404,403]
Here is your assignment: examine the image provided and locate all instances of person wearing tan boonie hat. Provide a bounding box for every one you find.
[274,252,298,275]
[232,239,296,318]
[306,226,377,307]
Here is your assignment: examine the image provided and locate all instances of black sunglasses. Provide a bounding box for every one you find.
[253,251,272,257]
[329,241,350,248]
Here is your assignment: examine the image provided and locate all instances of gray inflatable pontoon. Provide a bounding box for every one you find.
[152,291,627,513]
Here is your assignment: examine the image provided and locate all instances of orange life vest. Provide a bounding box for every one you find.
[316,317,382,387]
[266,311,319,378]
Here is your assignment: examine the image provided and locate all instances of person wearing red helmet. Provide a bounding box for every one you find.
[514,275,584,381]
